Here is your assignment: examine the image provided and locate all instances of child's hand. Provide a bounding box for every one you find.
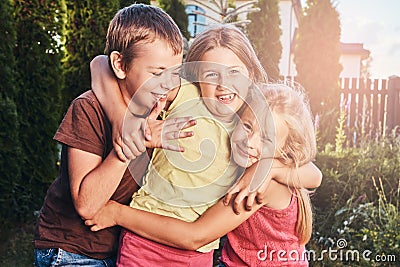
[144,100,196,152]
[121,113,148,161]
[223,158,275,214]
[85,200,120,231]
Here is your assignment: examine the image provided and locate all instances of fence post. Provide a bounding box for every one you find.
[387,75,400,133]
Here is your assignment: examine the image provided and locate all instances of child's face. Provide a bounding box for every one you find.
[231,106,289,168]
[123,39,183,116]
[198,47,250,121]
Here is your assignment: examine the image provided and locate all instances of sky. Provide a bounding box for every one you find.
[301,0,400,79]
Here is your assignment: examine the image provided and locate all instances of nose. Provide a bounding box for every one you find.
[246,135,255,150]
[217,72,236,93]
[246,132,261,151]
[160,74,173,90]
[160,72,180,91]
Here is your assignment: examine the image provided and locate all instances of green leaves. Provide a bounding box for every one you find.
[247,0,282,81]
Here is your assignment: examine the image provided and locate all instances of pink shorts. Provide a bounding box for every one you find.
[117,230,214,267]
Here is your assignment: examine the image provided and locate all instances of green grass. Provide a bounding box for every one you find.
[0,222,35,267]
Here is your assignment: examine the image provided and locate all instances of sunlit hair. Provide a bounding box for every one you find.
[104,4,183,72]
[254,82,316,245]
[185,24,267,83]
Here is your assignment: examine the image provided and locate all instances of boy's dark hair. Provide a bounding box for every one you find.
[105,4,183,71]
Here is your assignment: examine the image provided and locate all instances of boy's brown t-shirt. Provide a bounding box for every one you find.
[34,90,148,259]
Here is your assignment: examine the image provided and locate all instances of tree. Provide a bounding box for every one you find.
[247,0,282,81]
[0,0,18,98]
[0,0,22,225]
[120,0,150,8]
[294,0,342,114]
[190,0,259,27]
[62,0,119,110]
[158,0,190,40]
[13,0,65,217]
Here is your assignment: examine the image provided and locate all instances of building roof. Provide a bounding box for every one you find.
[340,43,370,59]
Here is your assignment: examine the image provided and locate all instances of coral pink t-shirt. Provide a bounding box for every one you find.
[221,195,308,266]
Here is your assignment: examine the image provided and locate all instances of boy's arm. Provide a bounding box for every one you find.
[224,159,322,213]
[69,147,128,220]
[85,196,263,251]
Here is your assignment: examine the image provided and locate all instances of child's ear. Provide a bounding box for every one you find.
[110,51,126,79]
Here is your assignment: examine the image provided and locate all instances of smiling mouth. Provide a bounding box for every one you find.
[236,144,258,160]
[152,92,167,101]
[217,93,236,104]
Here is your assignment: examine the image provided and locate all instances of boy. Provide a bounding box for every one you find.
[33,4,191,266]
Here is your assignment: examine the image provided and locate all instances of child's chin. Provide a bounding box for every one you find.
[233,155,250,168]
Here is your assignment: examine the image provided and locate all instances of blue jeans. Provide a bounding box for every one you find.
[34,248,116,267]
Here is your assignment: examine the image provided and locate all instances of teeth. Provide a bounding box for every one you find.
[218,94,234,101]
[153,93,167,99]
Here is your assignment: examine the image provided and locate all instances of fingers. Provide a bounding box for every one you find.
[157,99,167,112]
[85,220,98,231]
[176,118,197,130]
[114,137,127,162]
[255,192,264,205]
[144,126,152,141]
[142,118,152,141]
[165,117,196,130]
[162,117,196,140]
[244,191,257,211]
[115,146,127,162]
[160,143,185,152]
[223,183,240,206]
[121,115,148,159]
[148,101,162,121]
[233,189,248,215]
[223,193,232,206]
[90,226,100,232]
[122,134,146,160]
[163,129,194,140]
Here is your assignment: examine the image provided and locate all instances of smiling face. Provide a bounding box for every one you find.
[116,39,183,117]
[198,47,251,121]
[231,105,289,168]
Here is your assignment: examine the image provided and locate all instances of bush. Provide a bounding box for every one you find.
[62,0,119,110]
[13,0,65,220]
[0,97,22,226]
[309,127,400,266]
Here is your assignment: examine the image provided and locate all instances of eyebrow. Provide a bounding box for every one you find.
[149,65,181,71]
[201,65,244,72]
[149,66,166,71]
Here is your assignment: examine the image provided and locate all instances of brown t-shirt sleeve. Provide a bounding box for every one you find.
[54,92,106,157]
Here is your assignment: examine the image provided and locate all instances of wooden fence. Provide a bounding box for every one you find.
[340,76,400,144]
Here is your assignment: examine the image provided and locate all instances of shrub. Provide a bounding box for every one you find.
[310,124,400,266]
[62,0,119,110]
[13,0,65,220]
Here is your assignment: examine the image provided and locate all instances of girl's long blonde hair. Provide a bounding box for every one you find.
[257,82,316,245]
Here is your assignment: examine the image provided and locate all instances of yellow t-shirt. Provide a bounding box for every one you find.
[130,82,239,252]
